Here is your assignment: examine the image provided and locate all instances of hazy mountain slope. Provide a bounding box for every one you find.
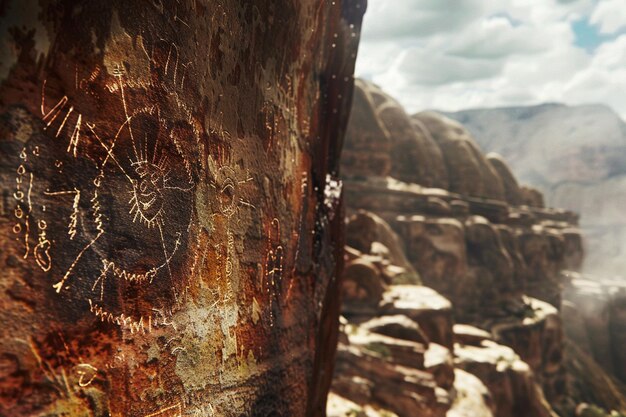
[444,103,626,277]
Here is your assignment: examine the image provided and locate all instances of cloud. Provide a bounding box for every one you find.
[355,0,626,120]
[361,0,487,40]
[389,47,505,86]
[447,17,548,59]
[590,0,626,34]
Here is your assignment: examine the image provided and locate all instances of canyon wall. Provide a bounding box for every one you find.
[329,79,626,417]
[0,1,365,416]
[445,104,626,278]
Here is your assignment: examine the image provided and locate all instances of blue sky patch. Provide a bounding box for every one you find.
[573,17,624,52]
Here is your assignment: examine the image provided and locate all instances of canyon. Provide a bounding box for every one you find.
[329,79,626,417]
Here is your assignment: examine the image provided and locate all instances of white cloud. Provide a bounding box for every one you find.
[361,0,487,40]
[590,0,626,34]
[446,17,549,59]
[356,0,626,120]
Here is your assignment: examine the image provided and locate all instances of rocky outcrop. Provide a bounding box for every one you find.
[342,79,393,178]
[332,79,624,417]
[455,338,558,417]
[487,153,524,206]
[0,1,366,416]
[562,276,626,385]
[346,210,421,285]
[413,111,505,201]
[445,103,626,277]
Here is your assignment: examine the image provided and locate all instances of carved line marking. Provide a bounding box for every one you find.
[41,80,85,157]
[264,218,284,327]
[89,299,153,335]
[68,114,82,157]
[75,363,98,387]
[113,66,140,162]
[143,402,183,417]
[53,184,105,293]
[34,219,52,272]
[87,123,134,186]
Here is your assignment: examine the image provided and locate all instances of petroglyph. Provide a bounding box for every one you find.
[0,0,361,413]
[44,188,80,240]
[75,363,98,387]
[143,402,183,417]
[13,65,197,326]
[88,299,155,335]
[34,219,52,272]
[264,218,284,326]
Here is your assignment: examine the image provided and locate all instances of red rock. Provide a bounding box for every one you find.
[0,1,367,415]
[414,112,506,201]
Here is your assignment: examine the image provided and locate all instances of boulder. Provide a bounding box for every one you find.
[455,340,558,417]
[380,285,454,350]
[346,210,421,284]
[342,260,386,316]
[360,315,429,345]
[447,369,495,417]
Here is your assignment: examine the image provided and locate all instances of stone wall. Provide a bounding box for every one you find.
[0,1,365,416]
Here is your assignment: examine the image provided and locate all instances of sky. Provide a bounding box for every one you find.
[355,0,626,119]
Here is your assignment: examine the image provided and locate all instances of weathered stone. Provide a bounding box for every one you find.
[362,82,449,189]
[346,326,427,369]
[447,369,495,417]
[414,112,505,201]
[518,226,565,306]
[360,315,429,345]
[425,342,455,390]
[380,285,454,350]
[487,153,524,206]
[346,210,420,285]
[491,298,565,403]
[465,216,515,300]
[0,1,367,415]
[562,229,584,272]
[453,324,493,346]
[520,186,545,208]
[395,215,467,301]
[333,343,448,417]
[342,260,386,316]
[342,80,392,177]
[455,340,558,417]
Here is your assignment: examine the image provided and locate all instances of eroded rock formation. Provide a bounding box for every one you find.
[330,79,624,417]
[0,1,366,416]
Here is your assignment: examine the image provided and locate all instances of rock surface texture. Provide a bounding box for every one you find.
[0,1,366,416]
[331,80,626,417]
[445,103,626,278]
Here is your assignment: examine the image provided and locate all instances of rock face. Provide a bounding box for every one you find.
[487,153,524,206]
[0,1,366,416]
[562,276,626,385]
[332,80,625,417]
[413,111,505,201]
[445,103,626,277]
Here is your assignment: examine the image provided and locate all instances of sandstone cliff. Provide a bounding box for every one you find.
[0,1,366,416]
[444,104,626,278]
[330,79,626,417]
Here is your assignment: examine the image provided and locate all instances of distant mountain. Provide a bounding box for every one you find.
[444,103,626,277]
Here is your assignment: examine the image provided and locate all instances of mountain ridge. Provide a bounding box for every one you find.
[440,102,626,277]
